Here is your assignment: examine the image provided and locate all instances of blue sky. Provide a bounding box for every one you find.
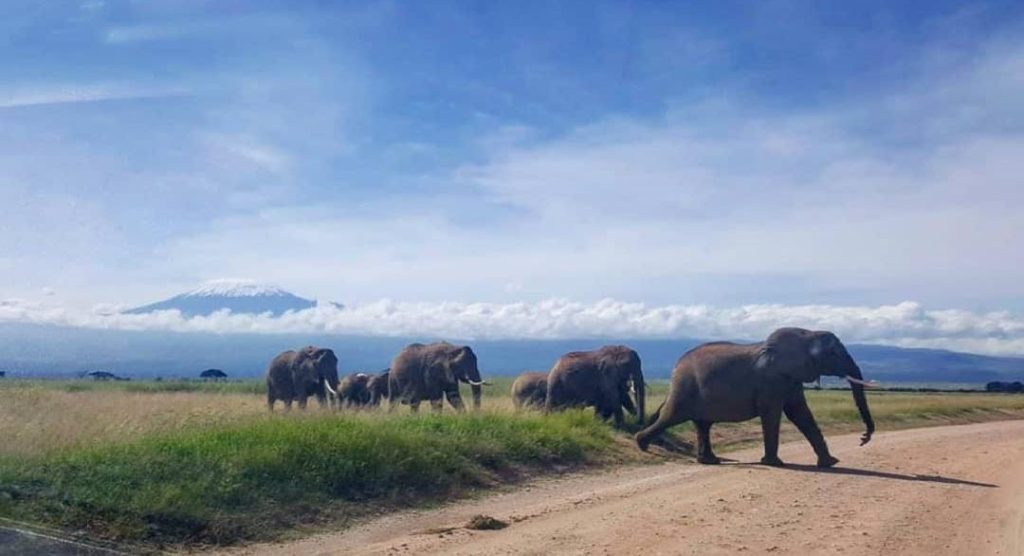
[2,1,1024,325]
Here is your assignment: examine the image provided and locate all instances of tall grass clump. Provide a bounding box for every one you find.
[0,410,613,545]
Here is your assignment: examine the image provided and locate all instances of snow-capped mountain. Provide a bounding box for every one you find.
[123,279,319,317]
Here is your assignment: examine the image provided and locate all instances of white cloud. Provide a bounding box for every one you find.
[2,297,1023,356]
[0,83,188,109]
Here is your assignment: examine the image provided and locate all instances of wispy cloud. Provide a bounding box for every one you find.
[0,83,188,109]
[2,298,1023,355]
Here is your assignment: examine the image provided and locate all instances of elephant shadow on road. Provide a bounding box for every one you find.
[734,462,998,488]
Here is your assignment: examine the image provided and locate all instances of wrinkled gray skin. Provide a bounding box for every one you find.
[544,346,646,427]
[366,370,390,406]
[511,371,548,410]
[388,342,484,412]
[266,346,340,411]
[338,372,372,408]
[635,328,875,468]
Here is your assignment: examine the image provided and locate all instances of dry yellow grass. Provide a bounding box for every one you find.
[0,388,263,457]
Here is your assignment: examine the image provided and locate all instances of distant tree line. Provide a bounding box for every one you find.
[985,381,1024,393]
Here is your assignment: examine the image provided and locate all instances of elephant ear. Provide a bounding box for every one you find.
[808,332,837,360]
[754,346,775,373]
[597,348,631,387]
[448,346,474,380]
[758,329,819,383]
[451,346,471,365]
[313,348,336,366]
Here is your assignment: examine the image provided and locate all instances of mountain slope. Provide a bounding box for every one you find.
[123,280,317,317]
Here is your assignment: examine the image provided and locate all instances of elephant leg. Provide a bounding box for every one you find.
[283,399,293,412]
[410,400,421,413]
[267,395,276,412]
[759,407,784,466]
[635,404,689,451]
[783,393,838,468]
[694,420,720,464]
[387,396,398,413]
[446,389,466,412]
[430,398,443,413]
[612,405,625,428]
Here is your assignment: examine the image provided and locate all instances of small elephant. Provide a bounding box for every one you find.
[544,345,645,426]
[388,342,486,412]
[366,370,390,406]
[635,328,875,468]
[266,346,340,411]
[338,372,372,408]
[511,371,548,410]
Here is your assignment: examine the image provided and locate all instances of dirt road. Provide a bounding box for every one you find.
[226,421,1024,555]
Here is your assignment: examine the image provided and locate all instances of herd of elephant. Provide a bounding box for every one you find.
[265,327,877,468]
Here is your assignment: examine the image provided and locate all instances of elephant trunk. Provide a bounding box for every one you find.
[470,384,482,410]
[466,368,484,410]
[844,362,875,446]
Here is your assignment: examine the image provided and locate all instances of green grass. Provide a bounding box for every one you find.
[0,410,613,547]
[2,379,1024,549]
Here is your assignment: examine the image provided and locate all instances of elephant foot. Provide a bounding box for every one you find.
[697,454,721,465]
[817,455,840,468]
[760,456,785,467]
[635,434,650,452]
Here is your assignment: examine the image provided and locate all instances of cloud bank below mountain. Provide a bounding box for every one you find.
[2,298,1023,356]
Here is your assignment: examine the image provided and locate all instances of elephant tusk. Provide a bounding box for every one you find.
[324,382,338,396]
[845,375,878,388]
[467,379,489,386]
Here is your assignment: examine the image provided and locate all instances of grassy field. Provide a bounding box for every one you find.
[2,378,1024,549]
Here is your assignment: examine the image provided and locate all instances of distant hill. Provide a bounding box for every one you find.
[123,280,320,317]
[0,323,1021,385]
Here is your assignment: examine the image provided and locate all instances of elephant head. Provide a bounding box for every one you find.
[444,345,485,410]
[598,346,645,425]
[756,328,875,445]
[296,346,340,399]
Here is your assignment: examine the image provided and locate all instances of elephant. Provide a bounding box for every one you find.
[388,342,486,412]
[366,370,390,406]
[511,371,548,410]
[265,346,340,411]
[634,328,875,468]
[544,345,645,426]
[338,372,372,408]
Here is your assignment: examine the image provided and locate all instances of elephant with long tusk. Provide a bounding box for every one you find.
[636,328,875,468]
[266,346,341,412]
[388,342,487,413]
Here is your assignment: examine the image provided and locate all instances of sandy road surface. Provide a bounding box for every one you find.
[224,421,1024,556]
